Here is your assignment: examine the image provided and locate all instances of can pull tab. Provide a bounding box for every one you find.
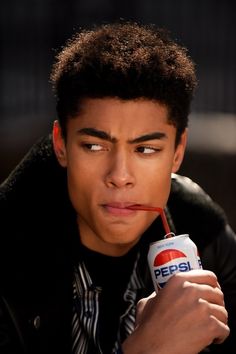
[164,232,175,239]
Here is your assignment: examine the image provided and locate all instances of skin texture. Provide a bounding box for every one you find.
[53,97,186,256]
[122,270,229,354]
[53,97,229,352]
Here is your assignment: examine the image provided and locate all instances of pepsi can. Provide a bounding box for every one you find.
[147,234,202,292]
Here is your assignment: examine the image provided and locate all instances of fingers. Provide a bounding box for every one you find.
[169,271,228,324]
[209,315,230,344]
[182,281,225,306]
[171,269,220,288]
[136,292,156,325]
[136,270,230,347]
[198,299,228,325]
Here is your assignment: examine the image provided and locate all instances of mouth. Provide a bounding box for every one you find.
[126,204,162,212]
[101,202,140,216]
[101,203,171,234]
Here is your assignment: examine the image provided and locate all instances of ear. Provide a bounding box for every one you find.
[172,129,187,173]
[52,120,67,167]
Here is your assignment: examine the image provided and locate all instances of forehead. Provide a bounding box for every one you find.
[69,97,172,132]
[80,97,168,118]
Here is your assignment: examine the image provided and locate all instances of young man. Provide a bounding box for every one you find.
[0,22,235,354]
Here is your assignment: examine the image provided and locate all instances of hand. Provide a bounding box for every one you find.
[122,269,229,354]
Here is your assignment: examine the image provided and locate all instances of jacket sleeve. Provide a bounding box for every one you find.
[201,224,236,353]
[0,296,25,354]
[168,174,236,353]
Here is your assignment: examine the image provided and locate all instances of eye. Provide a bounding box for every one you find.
[83,143,104,151]
[136,146,161,154]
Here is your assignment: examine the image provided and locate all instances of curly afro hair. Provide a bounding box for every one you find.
[50,21,197,144]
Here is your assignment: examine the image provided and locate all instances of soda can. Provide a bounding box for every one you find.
[147,234,202,292]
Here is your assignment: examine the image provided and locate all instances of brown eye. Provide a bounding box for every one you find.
[136,146,160,154]
[83,143,103,151]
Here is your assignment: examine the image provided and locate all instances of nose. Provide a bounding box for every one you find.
[105,150,136,188]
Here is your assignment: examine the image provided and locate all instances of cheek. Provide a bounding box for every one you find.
[65,153,103,214]
[66,173,82,214]
[151,176,171,206]
[66,159,91,210]
[140,161,172,206]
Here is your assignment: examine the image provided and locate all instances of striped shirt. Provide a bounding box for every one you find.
[72,253,145,354]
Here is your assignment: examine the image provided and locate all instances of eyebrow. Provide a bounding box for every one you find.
[77,128,167,144]
[77,128,116,142]
[129,132,167,143]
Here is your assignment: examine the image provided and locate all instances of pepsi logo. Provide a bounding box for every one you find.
[153,249,187,266]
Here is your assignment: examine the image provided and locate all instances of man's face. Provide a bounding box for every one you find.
[53,98,186,256]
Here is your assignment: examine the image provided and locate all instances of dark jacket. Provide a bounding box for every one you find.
[0,135,236,354]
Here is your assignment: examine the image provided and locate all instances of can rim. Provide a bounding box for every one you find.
[149,233,189,246]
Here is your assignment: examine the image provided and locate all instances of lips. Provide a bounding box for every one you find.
[102,202,139,216]
[105,202,138,209]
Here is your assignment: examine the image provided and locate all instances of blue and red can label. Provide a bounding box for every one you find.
[148,234,202,292]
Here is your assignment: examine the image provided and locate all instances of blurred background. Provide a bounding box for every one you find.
[1,0,235,229]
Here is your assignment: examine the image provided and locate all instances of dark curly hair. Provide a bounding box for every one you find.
[50,21,197,144]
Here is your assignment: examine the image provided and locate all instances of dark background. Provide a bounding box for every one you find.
[1,0,235,230]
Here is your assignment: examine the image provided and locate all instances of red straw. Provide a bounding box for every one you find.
[127,205,172,236]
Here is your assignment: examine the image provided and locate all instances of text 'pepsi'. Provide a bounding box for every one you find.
[148,234,202,292]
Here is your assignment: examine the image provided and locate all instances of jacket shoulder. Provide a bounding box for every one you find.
[0,135,67,208]
[168,174,227,248]
[0,134,70,244]
[0,135,54,200]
